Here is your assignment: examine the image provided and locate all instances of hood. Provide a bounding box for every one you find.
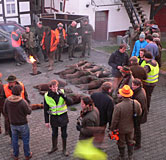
[7,95,22,102]
[149,60,157,67]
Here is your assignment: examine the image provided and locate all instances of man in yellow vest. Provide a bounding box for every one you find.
[44,80,71,156]
[143,51,159,111]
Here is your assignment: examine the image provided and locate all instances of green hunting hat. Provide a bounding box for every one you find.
[5,75,17,82]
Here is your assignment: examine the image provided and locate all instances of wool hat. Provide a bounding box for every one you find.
[5,75,17,83]
[57,23,63,27]
[153,37,160,42]
[119,85,133,98]
[120,66,131,74]
[152,33,159,38]
[151,25,158,30]
[139,32,145,39]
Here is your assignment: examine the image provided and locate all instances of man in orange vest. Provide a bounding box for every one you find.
[3,75,30,137]
[41,26,58,71]
[11,28,26,66]
[55,23,66,62]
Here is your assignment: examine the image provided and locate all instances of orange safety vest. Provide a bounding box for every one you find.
[41,30,57,52]
[3,82,25,99]
[55,28,66,43]
[11,31,21,48]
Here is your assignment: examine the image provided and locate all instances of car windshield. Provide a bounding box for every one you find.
[3,25,17,33]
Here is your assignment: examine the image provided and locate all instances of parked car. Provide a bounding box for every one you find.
[0,29,14,59]
[0,21,25,34]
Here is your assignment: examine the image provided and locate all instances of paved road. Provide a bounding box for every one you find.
[0,49,166,160]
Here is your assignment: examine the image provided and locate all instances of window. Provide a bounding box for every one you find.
[60,2,63,11]
[4,0,18,16]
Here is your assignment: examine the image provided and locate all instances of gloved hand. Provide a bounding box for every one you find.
[76,124,82,131]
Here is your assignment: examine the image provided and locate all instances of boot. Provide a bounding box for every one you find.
[117,146,125,160]
[48,137,58,154]
[127,144,134,160]
[48,59,54,71]
[62,139,69,156]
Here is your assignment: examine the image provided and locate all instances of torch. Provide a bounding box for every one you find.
[29,55,39,75]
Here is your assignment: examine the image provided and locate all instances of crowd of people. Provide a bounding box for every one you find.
[11,19,94,71]
[0,19,161,160]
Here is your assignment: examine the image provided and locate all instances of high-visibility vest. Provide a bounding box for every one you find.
[138,57,146,67]
[55,28,66,43]
[11,31,21,47]
[74,138,107,160]
[44,89,67,116]
[41,30,57,52]
[143,62,159,83]
[3,82,25,99]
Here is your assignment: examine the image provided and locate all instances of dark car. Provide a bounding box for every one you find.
[0,29,14,59]
[0,21,25,34]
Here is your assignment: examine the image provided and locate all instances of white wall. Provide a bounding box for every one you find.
[46,0,151,35]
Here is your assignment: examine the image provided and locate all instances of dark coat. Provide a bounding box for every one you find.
[111,98,142,134]
[67,25,77,45]
[3,95,31,125]
[0,84,5,113]
[91,91,114,126]
[108,50,129,77]
[82,23,93,42]
[79,107,100,140]
[132,87,148,124]
[130,64,147,80]
[44,89,69,127]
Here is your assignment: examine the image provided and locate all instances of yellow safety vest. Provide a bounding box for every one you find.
[138,57,146,67]
[143,63,159,83]
[44,89,67,115]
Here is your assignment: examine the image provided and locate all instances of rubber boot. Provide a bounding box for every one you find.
[117,146,125,160]
[62,139,69,156]
[127,144,134,160]
[48,137,58,154]
[48,59,54,71]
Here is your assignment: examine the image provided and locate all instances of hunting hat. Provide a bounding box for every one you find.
[139,32,145,39]
[5,75,17,83]
[120,66,131,74]
[57,23,63,27]
[119,85,133,98]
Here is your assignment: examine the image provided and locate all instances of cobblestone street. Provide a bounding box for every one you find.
[0,49,166,160]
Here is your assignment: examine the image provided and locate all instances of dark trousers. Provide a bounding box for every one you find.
[52,125,68,139]
[82,39,91,56]
[55,47,63,61]
[143,84,155,111]
[14,47,26,63]
[68,44,75,58]
[134,123,141,146]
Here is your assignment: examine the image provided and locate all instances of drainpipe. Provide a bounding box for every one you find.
[63,0,66,12]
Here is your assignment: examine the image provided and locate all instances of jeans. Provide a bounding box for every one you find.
[11,124,31,157]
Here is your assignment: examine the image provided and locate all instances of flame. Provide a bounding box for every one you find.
[29,56,36,63]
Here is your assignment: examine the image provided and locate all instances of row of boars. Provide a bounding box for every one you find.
[32,80,83,109]
[54,60,112,92]
[31,61,112,110]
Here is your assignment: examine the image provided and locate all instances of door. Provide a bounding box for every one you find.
[154,6,166,32]
[94,11,108,41]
